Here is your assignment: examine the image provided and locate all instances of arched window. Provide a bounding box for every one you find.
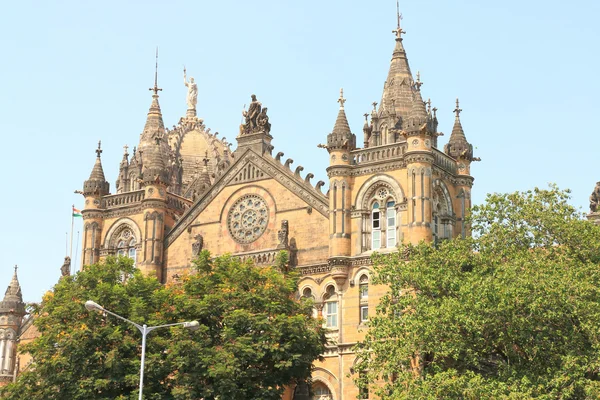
[371,202,381,250]
[386,201,396,248]
[432,182,454,244]
[323,286,338,329]
[312,382,332,400]
[302,287,318,319]
[114,228,137,266]
[359,274,369,323]
[366,187,398,251]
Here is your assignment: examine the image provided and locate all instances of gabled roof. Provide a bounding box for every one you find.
[165,148,328,247]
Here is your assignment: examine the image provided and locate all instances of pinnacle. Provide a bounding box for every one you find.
[332,108,351,136]
[0,266,25,315]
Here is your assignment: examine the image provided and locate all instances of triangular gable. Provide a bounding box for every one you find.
[165,148,328,247]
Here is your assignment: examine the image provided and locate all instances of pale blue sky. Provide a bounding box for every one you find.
[1,0,598,302]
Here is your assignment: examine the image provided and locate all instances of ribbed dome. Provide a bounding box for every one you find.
[167,119,230,197]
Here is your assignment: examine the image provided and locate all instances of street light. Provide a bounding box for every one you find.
[85,300,199,400]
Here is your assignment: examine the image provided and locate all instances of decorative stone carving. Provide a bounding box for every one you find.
[227,194,269,243]
[591,182,600,213]
[242,94,262,134]
[257,107,271,135]
[241,95,271,135]
[60,256,71,277]
[277,220,289,249]
[191,234,204,256]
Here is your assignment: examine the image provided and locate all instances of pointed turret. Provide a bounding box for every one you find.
[83,141,110,196]
[405,73,428,132]
[116,145,130,193]
[378,12,415,126]
[142,134,170,186]
[444,99,474,161]
[326,89,356,150]
[0,267,25,316]
[140,92,165,144]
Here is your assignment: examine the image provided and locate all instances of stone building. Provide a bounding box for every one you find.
[10,13,477,399]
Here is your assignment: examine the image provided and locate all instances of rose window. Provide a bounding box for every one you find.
[377,188,389,199]
[227,195,269,243]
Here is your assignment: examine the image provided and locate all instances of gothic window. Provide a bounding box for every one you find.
[365,186,398,251]
[371,203,381,250]
[323,285,338,329]
[113,228,137,266]
[386,201,396,248]
[302,287,318,319]
[359,274,369,323]
[312,382,332,400]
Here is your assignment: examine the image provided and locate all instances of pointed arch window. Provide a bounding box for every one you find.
[359,274,369,323]
[386,201,396,248]
[323,286,338,329]
[114,228,137,266]
[312,382,332,400]
[371,202,381,250]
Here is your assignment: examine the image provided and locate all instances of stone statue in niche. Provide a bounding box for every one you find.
[591,182,600,213]
[277,220,289,249]
[60,256,71,277]
[192,234,204,257]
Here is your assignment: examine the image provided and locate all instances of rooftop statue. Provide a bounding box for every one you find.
[183,67,198,110]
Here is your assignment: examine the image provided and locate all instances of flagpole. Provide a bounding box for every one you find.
[74,230,80,274]
[70,204,75,260]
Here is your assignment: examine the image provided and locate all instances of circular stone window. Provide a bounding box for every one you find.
[227,194,269,244]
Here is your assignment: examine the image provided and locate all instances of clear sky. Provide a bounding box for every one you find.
[1,0,598,302]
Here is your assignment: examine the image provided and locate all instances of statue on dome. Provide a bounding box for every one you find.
[183,67,198,110]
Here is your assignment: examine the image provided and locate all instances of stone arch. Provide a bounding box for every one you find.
[103,218,142,248]
[351,267,371,284]
[311,366,339,400]
[354,174,405,211]
[433,179,453,216]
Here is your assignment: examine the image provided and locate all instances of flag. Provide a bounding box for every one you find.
[72,207,83,218]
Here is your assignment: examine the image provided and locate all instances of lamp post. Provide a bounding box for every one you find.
[85,300,199,400]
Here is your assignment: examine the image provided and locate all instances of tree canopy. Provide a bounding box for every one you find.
[356,186,600,399]
[1,251,326,400]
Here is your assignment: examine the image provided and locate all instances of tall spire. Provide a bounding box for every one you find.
[83,141,110,196]
[0,266,25,315]
[378,2,417,132]
[141,48,165,143]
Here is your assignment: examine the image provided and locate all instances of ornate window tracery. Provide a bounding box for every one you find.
[312,382,332,400]
[227,194,269,244]
[115,228,137,265]
[362,182,399,252]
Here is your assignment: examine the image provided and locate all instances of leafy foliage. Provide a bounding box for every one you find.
[356,186,600,399]
[1,251,326,400]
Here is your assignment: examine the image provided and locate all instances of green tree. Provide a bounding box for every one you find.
[1,252,326,400]
[356,186,600,399]
[162,251,326,400]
